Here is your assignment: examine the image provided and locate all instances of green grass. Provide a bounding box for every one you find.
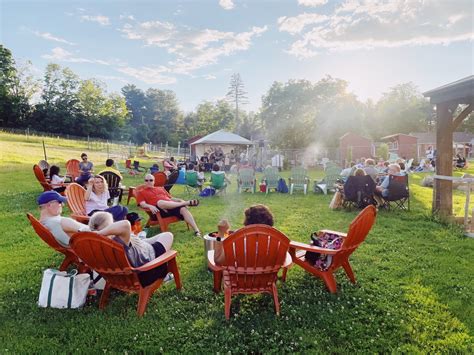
[0,132,473,353]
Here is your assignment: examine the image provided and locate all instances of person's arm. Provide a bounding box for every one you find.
[137,191,159,214]
[96,220,131,244]
[60,217,90,234]
[84,178,94,200]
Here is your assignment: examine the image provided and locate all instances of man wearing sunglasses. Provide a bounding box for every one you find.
[136,174,201,237]
[38,191,90,247]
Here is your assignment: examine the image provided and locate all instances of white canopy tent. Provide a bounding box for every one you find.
[190,130,253,159]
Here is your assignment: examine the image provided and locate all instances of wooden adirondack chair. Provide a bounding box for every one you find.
[126,172,167,205]
[263,166,280,194]
[207,225,292,319]
[237,168,256,193]
[70,232,182,316]
[38,160,50,177]
[65,183,90,223]
[314,166,343,194]
[289,167,310,194]
[210,172,227,195]
[26,213,87,272]
[33,164,55,192]
[99,171,124,204]
[65,159,80,181]
[289,205,377,293]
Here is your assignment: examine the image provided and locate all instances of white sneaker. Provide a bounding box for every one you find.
[163,273,174,283]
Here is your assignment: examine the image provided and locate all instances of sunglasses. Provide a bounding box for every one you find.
[144,179,154,182]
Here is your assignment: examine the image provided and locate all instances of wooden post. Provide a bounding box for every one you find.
[433,102,453,216]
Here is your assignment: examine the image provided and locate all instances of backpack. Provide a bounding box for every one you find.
[199,187,216,197]
[277,178,289,193]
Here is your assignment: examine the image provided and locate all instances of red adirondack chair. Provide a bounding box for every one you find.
[207,224,292,319]
[65,159,80,181]
[26,213,87,272]
[70,231,182,316]
[33,164,60,193]
[65,183,89,223]
[289,205,377,293]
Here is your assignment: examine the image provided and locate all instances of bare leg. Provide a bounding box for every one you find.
[157,200,189,209]
[179,207,199,233]
[145,232,173,251]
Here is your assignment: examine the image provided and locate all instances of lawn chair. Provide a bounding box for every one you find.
[405,158,414,173]
[382,174,410,210]
[125,159,139,177]
[289,205,377,293]
[115,161,128,175]
[185,171,200,195]
[314,166,342,194]
[65,159,80,181]
[99,171,124,204]
[342,175,376,210]
[133,160,148,175]
[237,168,256,193]
[206,224,292,319]
[26,213,87,272]
[33,164,56,193]
[210,172,227,195]
[38,160,50,178]
[134,185,189,232]
[263,166,280,194]
[70,231,182,316]
[289,167,310,194]
[65,183,89,223]
[126,172,167,205]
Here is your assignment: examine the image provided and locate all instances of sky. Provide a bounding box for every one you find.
[1,0,473,112]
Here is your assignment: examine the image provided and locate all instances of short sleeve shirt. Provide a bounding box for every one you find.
[136,187,172,206]
[79,161,93,175]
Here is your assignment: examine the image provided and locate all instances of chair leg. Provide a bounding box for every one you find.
[304,184,307,195]
[59,256,73,271]
[321,272,338,293]
[137,287,153,316]
[213,270,222,293]
[168,258,182,290]
[290,184,293,194]
[280,267,288,282]
[99,283,111,310]
[342,261,356,284]
[224,286,232,320]
[272,283,281,315]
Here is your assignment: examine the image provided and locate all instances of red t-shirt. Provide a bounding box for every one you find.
[136,186,172,206]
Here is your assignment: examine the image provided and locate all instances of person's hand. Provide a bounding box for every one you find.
[87,177,94,186]
[149,205,158,214]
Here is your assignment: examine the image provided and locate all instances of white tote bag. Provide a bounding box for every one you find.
[38,269,90,309]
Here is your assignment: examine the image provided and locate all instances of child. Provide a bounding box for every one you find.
[214,219,231,265]
[49,165,66,193]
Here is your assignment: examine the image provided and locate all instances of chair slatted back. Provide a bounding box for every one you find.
[66,159,80,180]
[65,183,87,216]
[324,166,342,186]
[70,232,141,291]
[38,160,50,171]
[290,167,308,186]
[330,205,376,270]
[185,171,198,187]
[238,168,255,189]
[100,171,122,199]
[33,164,52,191]
[125,159,132,169]
[27,213,68,253]
[264,167,280,188]
[222,225,290,292]
[153,172,167,187]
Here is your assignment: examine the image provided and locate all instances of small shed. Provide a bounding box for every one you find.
[380,133,418,160]
[190,130,253,158]
[339,132,373,166]
[410,131,474,159]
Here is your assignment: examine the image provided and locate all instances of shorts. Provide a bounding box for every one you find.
[157,206,184,220]
[138,240,168,287]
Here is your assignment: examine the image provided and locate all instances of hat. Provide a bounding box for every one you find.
[37,191,67,205]
[126,212,142,224]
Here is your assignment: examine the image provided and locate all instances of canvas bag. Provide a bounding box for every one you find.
[38,269,90,309]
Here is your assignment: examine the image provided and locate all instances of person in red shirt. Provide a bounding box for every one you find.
[136,174,201,237]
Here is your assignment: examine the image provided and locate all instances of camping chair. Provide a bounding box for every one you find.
[133,160,148,175]
[70,232,182,316]
[65,183,89,223]
[210,172,227,195]
[405,158,414,173]
[99,171,124,204]
[289,205,377,293]
[382,174,410,210]
[314,166,342,194]
[237,168,256,193]
[342,175,377,210]
[115,161,128,175]
[26,213,87,272]
[33,164,56,193]
[289,167,310,194]
[263,166,280,194]
[185,171,200,195]
[134,185,189,232]
[206,225,292,319]
[65,159,80,181]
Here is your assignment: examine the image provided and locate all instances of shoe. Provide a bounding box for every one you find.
[189,199,200,207]
[163,273,174,283]
[194,231,202,238]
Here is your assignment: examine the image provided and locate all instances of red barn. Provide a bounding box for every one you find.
[339,132,373,166]
[380,133,417,159]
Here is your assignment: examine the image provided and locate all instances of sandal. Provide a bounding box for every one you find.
[188,199,200,207]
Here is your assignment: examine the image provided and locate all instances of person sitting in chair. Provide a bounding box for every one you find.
[75,153,94,186]
[376,163,403,198]
[38,191,90,248]
[136,174,201,237]
[98,159,123,180]
[85,175,128,221]
[455,154,466,169]
[49,165,67,193]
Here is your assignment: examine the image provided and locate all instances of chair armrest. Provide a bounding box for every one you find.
[289,241,339,255]
[283,252,292,267]
[133,250,178,272]
[317,230,347,238]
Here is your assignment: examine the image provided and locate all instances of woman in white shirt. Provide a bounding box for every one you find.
[49,165,67,193]
[85,175,128,221]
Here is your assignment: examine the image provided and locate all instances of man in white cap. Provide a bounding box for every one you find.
[38,191,89,247]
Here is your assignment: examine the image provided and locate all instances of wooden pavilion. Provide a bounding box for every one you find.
[423,76,474,217]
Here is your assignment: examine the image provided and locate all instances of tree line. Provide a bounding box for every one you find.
[1,44,438,149]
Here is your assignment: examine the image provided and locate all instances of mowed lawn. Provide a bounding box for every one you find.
[0,132,472,353]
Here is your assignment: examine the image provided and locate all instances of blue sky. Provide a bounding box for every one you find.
[2,0,472,112]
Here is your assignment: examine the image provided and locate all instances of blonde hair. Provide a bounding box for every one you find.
[92,175,108,194]
[89,211,113,231]
[353,168,367,176]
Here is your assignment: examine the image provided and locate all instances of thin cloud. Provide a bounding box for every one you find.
[32,31,76,45]
[219,0,235,10]
[81,15,110,26]
[41,47,111,65]
[280,0,473,58]
[298,0,328,7]
[116,66,177,85]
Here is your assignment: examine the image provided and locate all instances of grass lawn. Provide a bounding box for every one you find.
[0,132,473,353]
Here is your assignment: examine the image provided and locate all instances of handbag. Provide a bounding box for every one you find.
[38,269,90,309]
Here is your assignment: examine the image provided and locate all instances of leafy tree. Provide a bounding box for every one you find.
[235,111,262,140]
[226,73,248,124]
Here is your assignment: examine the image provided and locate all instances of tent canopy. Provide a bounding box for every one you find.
[190,130,253,146]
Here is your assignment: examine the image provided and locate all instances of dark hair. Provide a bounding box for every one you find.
[244,204,274,226]
[106,159,114,167]
[170,157,175,162]
[49,165,60,177]
[398,162,405,170]
[212,164,220,172]
[81,153,87,159]
[188,163,195,170]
